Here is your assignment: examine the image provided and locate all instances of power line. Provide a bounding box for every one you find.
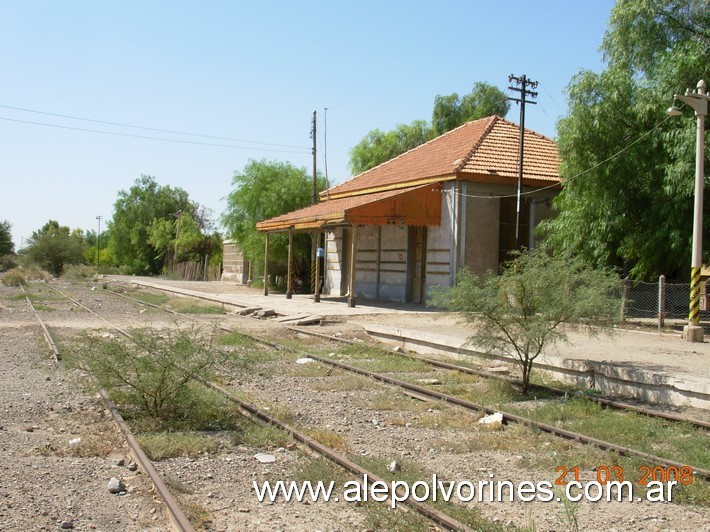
[0,103,310,150]
[0,116,312,154]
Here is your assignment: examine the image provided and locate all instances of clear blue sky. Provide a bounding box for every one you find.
[1,0,616,247]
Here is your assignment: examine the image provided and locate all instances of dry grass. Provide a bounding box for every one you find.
[302,428,348,451]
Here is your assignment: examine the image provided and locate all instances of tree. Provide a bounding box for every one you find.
[24,220,86,275]
[428,250,620,394]
[108,175,196,275]
[432,81,511,136]
[540,0,709,279]
[348,120,434,176]
[148,213,205,264]
[0,220,14,256]
[349,82,510,174]
[221,159,325,279]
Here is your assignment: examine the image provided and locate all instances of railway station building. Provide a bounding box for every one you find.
[256,115,560,306]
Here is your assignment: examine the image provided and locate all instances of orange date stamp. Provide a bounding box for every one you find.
[555,465,695,486]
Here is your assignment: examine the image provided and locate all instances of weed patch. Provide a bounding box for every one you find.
[138,432,223,460]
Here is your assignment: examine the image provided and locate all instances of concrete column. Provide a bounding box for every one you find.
[375,225,382,300]
[314,230,321,303]
[348,225,358,307]
[286,230,293,299]
[263,233,270,296]
[528,200,536,251]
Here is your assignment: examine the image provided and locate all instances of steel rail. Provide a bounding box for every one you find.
[98,284,710,480]
[105,282,710,431]
[47,282,471,531]
[203,379,470,532]
[98,388,196,532]
[22,283,195,531]
[285,326,710,431]
[20,285,60,361]
[95,283,710,481]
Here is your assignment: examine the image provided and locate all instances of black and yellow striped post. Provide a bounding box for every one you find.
[669,79,707,342]
[689,266,701,325]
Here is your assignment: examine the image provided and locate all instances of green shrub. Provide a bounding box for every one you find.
[1,268,26,286]
[0,255,17,272]
[62,264,97,281]
[81,326,228,421]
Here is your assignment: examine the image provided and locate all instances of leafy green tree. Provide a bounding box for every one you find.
[221,159,325,279]
[429,250,620,394]
[108,175,195,275]
[24,220,86,275]
[432,81,511,136]
[540,0,709,279]
[349,120,433,176]
[148,213,205,263]
[349,82,510,174]
[0,220,14,256]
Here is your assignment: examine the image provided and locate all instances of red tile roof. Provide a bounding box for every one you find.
[256,185,441,232]
[324,115,559,198]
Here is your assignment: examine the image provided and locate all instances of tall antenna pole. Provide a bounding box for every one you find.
[508,74,538,249]
[310,111,318,297]
[324,107,330,199]
[95,215,102,271]
[311,110,317,205]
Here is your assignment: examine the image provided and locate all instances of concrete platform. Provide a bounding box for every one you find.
[361,323,710,411]
[107,276,710,411]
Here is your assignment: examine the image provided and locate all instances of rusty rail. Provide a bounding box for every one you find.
[24,283,195,531]
[96,282,710,482]
[48,282,471,530]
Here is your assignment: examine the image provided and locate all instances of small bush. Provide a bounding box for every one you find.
[0,255,17,272]
[1,268,26,286]
[23,266,51,281]
[62,264,98,281]
[81,326,228,421]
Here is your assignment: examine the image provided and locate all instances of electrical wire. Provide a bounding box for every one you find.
[0,116,312,154]
[452,114,675,200]
[0,103,310,150]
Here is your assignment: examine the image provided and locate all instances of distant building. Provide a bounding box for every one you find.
[257,116,560,305]
[221,240,249,284]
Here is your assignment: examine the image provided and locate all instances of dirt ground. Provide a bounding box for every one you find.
[3,277,709,531]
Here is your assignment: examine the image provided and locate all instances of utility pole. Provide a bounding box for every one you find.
[172,210,182,263]
[310,110,319,300]
[95,215,102,271]
[311,110,318,205]
[508,74,538,249]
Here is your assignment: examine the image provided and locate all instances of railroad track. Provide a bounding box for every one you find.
[20,285,195,532]
[39,280,476,531]
[102,280,710,432]
[284,326,710,431]
[86,280,710,484]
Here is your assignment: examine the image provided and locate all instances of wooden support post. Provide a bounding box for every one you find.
[348,225,358,307]
[263,233,270,296]
[286,230,293,299]
[314,230,321,303]
[619,277,630,322]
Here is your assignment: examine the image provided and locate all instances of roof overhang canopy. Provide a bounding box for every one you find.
[256,183,442,233]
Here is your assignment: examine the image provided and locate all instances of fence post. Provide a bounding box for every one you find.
[658,274,665,329]
[620,277,630,322]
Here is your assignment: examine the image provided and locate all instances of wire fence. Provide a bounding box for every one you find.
[622,276,710,327]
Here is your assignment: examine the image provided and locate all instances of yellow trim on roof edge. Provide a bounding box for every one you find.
[321,175,456,200]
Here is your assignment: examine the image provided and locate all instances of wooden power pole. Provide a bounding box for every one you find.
[508,74,538,249]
